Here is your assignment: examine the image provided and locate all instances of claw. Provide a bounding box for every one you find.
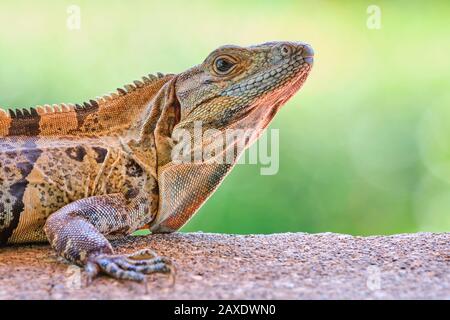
[85,261,99,286]
[85,248,176,284]
[143,277,149,294]
[127,248,158,260]
[167,263,177,287]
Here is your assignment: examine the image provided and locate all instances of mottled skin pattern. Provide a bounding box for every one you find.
[0,41,314,282]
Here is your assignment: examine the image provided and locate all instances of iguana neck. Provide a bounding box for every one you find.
[0,73,175,138]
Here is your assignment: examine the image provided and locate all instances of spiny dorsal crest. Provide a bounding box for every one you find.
[0,72,171,136]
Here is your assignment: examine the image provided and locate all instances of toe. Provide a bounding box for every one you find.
[97,258,145,282]
[125,256,171,266]
[116,258,171,274]
[90,250,176,283]
[127,248,158,260]
[85,261,100,285]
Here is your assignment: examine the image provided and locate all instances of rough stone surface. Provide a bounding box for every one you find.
[0,232,448,300]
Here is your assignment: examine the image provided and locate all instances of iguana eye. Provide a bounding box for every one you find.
[213,56,236,74]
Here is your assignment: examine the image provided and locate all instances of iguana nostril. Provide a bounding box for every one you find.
[301,44,314,58]
[280,45,291,56]
[301,44,314,65]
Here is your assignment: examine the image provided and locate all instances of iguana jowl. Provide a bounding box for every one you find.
[0,41,314,282]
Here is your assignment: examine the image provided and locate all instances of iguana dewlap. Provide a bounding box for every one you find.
[0,41,314,282]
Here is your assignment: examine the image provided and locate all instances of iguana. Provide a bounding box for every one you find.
[0,41,314,282]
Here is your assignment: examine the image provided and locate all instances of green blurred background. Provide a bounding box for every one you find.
[1,1,449,235]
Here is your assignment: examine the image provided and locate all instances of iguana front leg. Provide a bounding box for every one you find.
[44,194,173,283]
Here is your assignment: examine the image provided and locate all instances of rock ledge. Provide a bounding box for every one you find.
[0,232,448,299]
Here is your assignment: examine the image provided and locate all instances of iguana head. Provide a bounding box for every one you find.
[150,42,314,233]
[174,41,314,132]
[151,41,314,168]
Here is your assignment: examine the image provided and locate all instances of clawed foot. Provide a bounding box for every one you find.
[85,249,176,285]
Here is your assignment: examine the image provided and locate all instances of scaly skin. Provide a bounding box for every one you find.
[0,41,314,282]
